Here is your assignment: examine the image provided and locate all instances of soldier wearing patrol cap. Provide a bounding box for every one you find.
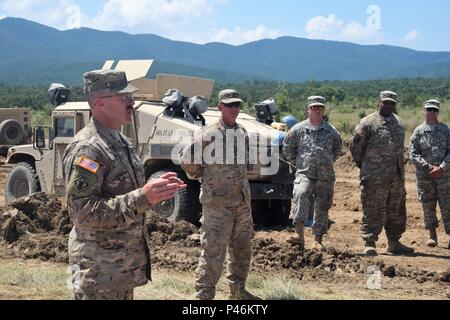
[350,91,414,256]
[180,89,259,300]
[283,96,342,252]
[410,99,450,249]
[62,70,186,300]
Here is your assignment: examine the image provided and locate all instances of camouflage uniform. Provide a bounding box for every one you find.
[350,109,407,243]
[410,122,450,235]
[63,70,151,300]
[74,287,134,300]
[283,118,342,236]
[180,115,253,300]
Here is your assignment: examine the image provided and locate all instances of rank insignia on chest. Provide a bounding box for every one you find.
[76,157,100,174]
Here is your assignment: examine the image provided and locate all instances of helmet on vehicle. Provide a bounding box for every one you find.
[282,115,298,130]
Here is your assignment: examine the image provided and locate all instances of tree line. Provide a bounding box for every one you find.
[1,78,449,123]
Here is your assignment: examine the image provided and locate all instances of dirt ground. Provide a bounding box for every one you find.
[0,152,449,300]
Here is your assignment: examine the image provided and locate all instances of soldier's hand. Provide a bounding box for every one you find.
[143,172,187,205]
[429,166,444,179]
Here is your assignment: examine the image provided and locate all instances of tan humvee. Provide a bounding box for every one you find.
[0,107,32,146]
[4,60,293,226]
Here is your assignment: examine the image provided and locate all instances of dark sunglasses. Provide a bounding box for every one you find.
[100,93,134,101]
[426,109,439,113]
[309,105,325,111]
[223,102,242,109]
[382,101,396,107]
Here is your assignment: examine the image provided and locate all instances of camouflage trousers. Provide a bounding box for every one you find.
[195,201,254,300]
[360,173,407,242]
[74,288,134,300]
[417,176,450,235]
[290,175,335,236]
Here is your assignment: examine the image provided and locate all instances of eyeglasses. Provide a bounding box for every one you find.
[426,109,439,113]
[382,101,396,107]
[99,93,134,101]
[223,102,242,109]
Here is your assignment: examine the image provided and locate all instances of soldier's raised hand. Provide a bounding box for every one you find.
[142,172,187,205]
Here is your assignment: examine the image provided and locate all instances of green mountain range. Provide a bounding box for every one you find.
[1,17,450,85]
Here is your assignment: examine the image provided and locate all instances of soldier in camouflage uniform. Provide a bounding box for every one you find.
[180,89,258,300]
[283,96,342,252]
[350,91,414,256]
[410,99,450,249]
[63,70,186,300]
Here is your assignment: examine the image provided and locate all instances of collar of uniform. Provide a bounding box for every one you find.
[219,118,238,130]
[423,122,439,131]
[92,119,127,149]
[377,112,394,124]
[305,120,325,130]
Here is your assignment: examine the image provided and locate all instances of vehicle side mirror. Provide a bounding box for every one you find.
[33,126,54,150]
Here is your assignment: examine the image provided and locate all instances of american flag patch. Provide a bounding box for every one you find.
[76,157,100,174]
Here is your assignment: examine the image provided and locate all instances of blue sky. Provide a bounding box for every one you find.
[1,0,449,51]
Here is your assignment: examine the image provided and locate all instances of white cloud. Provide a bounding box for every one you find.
[0,0,223,32]
[306,14,384,45]
[209,25,282,45]
[0,0,276,45]
[0,0,83,29]
[89,0,217,31]
[404,29,421,43]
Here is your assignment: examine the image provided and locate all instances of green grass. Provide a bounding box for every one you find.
[0,260,72,300]
[0,258,445,300]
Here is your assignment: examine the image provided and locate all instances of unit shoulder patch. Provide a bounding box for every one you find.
[67,165,98,198]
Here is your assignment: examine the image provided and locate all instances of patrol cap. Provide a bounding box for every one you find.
[380,91,398,103]
[308,96,326,108]
[424,99,440,111]
[83,70,138,95]
[219,89,243,104]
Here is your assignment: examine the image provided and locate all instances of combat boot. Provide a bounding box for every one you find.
[364,241,377,256]
[311,234,325,252]
[387,240,415,255]
[427,229,438,248]
[195,287,215,300]
[287,223,305,249]
[228,286,261,300]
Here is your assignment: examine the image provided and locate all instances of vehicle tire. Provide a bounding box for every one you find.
[148,168,201,225]
[0,120,24,145]
[5,162,41,203]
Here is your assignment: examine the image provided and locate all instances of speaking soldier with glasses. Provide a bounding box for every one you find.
[179,89,259,300]
[62,70,186,300]
[283,96,342,252]
[350,91,415,257]
[409,99,450,250]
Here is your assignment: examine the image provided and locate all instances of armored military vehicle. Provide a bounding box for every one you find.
[4,60,294,226]
[0,107,32,155]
